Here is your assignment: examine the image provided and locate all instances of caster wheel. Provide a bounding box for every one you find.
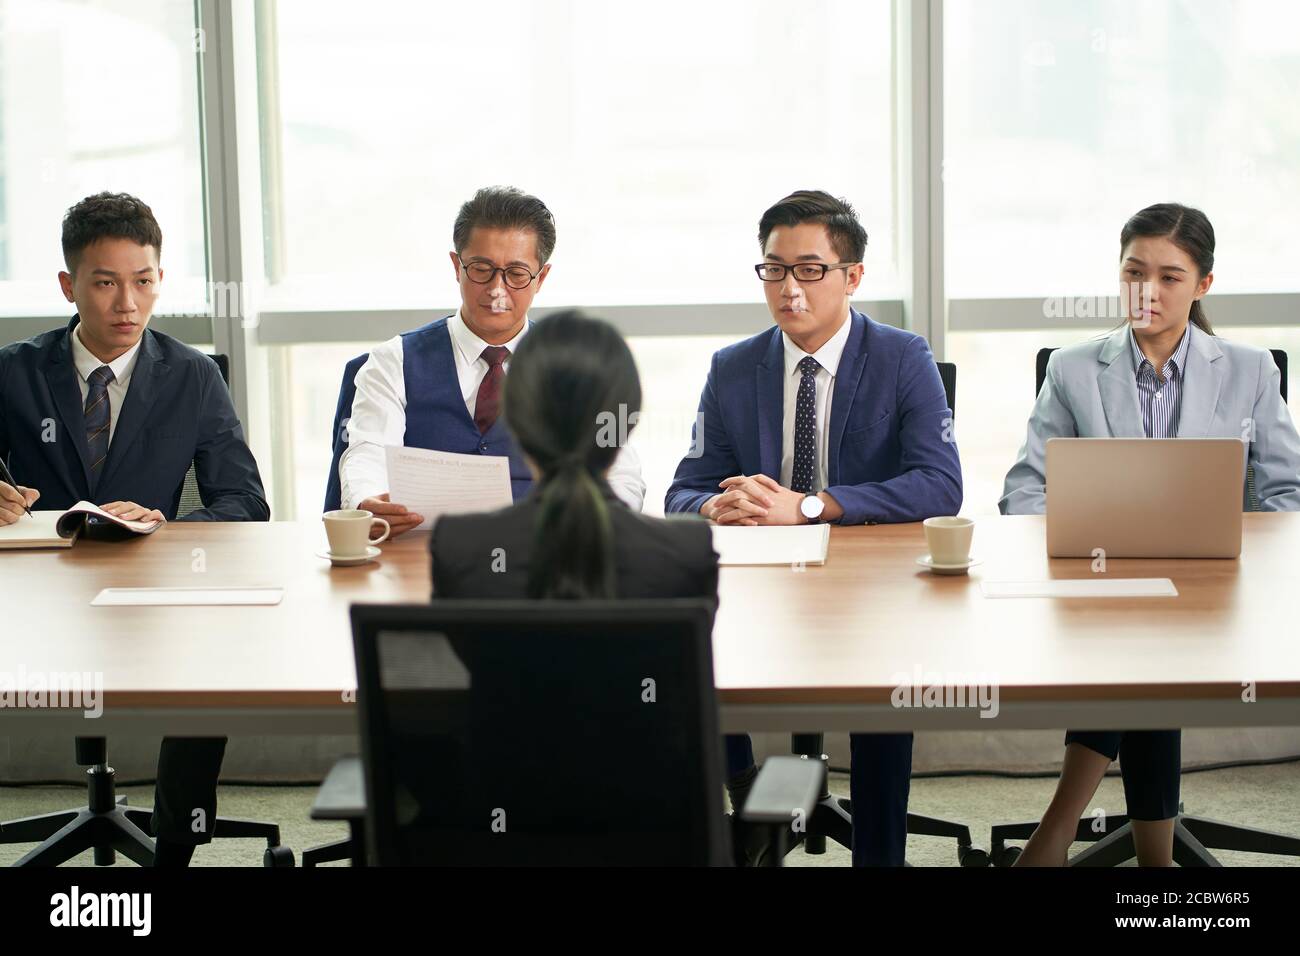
[991,845,1022,867]
[958,845,990,867]
[264,845,296,867]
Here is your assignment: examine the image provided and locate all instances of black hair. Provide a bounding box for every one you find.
[758,189,868,263]
[61,192,163,272]
[453,186,557,266]
[1120,203,1215,335]
[502,309,641,599]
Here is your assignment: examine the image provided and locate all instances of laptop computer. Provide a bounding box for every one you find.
[1045,438,1246,558]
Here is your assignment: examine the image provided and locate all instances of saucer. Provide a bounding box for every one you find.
[916,554,981,575]
[316,546,381,567]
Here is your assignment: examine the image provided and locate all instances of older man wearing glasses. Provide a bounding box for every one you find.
[339,186,645,534]
[665,190,962,866]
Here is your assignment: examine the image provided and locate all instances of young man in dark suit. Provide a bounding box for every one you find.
[665,191,963,865]
[0,192,270,865]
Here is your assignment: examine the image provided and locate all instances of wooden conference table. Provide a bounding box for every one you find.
[4,515,1300,736]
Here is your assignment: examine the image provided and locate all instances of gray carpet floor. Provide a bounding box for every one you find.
[2,761,1296,867]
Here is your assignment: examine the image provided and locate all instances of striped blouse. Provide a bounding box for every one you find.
[1129,326,1190,439]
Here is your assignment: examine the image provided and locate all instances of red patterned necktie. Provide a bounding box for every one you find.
[474,346,511,434]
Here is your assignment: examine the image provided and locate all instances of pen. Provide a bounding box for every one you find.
[0,456,33,518]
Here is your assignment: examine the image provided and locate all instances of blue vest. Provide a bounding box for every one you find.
[400,317,533,501]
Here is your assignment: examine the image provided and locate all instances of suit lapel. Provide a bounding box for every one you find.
[827,311,868,486]
[1175,324,1224,438]
[755,329,784,480]
[98,330,169,490]
[41,317,94,492]
[1097,327,1146,438]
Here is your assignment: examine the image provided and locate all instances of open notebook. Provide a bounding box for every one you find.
[0,502,163,550]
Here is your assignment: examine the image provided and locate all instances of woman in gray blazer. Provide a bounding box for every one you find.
[1002,204,1300,866]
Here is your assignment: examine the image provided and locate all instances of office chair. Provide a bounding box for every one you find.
[176,354,230,518]
[937,361,956,423]
[790,359,990,867]
[1034,346,1287,402]
[317,600,822,866]
[323,353,370,513]
[0,354,287,867]
[0,736,288,867]
[301,755,366,867]
[990,347,1300,866]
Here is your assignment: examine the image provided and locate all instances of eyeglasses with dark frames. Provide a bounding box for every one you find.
[458,255,541,290]
[754,261,857,282]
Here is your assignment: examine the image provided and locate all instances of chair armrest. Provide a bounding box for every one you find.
[739,755,824,825]
[310,755,366,821]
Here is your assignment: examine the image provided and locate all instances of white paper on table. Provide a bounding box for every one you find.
[710,524,830,566]
[384,445,513,531]
[981,578,1178,599]
[92,587,284,607]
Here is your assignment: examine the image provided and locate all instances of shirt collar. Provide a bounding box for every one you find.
[1129,325,1191,382]
[782,313,852,379]
[450,308,530,367]
[71,320,143,388]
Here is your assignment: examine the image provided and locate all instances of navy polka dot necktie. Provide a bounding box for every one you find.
[791,355,820,495]
[84,364,115,485]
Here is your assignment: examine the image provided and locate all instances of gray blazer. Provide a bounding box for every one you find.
[1000,323,1300,515]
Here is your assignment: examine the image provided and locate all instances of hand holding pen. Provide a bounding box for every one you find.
[0,457,38,523]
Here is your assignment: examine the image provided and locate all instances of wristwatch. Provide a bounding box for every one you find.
[800,494,825,523]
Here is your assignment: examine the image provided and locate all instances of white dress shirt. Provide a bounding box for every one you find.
[70,322,142,446]
[340,311,647,511]
[779,315,852,493]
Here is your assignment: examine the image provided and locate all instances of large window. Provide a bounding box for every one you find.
[7,2,1296,526]
[943,0,1300,515]
[0,0,208,317]
[945,0,1300,299]
[259,0,898,310]
[262,0,898,518]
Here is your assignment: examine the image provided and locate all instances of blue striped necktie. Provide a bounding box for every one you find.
[84,364,115,483]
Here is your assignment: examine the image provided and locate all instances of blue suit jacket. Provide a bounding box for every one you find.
[664,310,962,524]
[0,317,269,521]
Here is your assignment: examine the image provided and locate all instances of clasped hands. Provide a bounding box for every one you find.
[701,474,841,526]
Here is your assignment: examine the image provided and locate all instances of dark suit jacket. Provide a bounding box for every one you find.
[664,309,963,524]
[0,316,268,521]
[432,486,718,605]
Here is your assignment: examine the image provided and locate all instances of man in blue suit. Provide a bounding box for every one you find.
[340,186,644,534]
[0,192,269,865]
[665,190,962,865]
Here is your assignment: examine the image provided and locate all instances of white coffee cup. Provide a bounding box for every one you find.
[323,509,391,557]
[923,516,974,565]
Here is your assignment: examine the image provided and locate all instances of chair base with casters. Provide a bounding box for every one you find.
[301,755,367,867]
[991,803,1300,867]
[789,733,989,867]
[0,737,290,868]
